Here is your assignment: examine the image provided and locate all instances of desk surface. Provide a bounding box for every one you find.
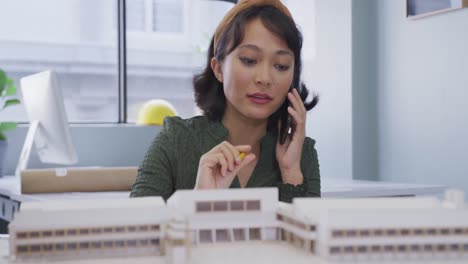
[0,175,446,202]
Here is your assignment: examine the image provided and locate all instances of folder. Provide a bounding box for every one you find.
[20,167,138,194]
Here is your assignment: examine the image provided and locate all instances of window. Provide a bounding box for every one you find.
[246,200,261,211]
[213,201,228,211]
[215,229,229,242]
[233,228,246,241]
[1,1,314,124]
[0,0,119,123]
[196,201,211,212]
[249,228,261,240]
[230,201,244,211]
[199,229,212,243]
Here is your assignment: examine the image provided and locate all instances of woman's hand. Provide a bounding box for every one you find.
[276,89,306,185]
[195,141,256,189]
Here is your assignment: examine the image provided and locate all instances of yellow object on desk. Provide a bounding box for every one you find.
[136,99,177,125]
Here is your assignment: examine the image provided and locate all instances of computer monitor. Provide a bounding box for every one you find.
[15,70,78,177]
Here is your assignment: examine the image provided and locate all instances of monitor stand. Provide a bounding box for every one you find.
[15,120,40,188]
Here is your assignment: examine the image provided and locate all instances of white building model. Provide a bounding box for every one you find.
[8,188,468,263]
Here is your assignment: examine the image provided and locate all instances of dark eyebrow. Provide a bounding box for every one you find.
[238,44,293,57]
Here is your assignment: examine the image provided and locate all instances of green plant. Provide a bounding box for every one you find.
[0,69,21,141]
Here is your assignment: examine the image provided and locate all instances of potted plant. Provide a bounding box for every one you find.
[0,68,20,177]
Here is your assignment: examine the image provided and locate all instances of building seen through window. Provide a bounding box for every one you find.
[0,0,313,124]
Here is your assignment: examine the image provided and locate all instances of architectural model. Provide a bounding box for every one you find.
[8,188,468,263]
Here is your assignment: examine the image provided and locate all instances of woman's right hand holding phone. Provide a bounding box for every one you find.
[195,141,256,189]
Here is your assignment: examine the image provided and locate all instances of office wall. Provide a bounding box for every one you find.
[372,0,468,193]
[303,0,353,180]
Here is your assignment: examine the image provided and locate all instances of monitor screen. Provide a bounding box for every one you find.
[20,70,78,165]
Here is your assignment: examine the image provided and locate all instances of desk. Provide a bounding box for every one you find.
[0,175,446,223]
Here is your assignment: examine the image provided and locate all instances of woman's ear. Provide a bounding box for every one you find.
[210,58,223,83]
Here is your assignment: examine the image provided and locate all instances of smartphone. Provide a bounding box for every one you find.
[279,79,300,145]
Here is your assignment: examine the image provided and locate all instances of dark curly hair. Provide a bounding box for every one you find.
[193,5,318,133]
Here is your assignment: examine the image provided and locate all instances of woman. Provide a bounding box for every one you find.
[130,0,320,203]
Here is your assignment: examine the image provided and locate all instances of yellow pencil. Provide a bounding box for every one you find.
[239,152,246,161]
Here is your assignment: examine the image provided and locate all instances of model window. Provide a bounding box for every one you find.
[346,230,357,237]
[280,229,287,241]
[246,200,261,211]
[16,232,27,239]
[17,245,28,253]
[115,226,126,233]
[55,230,65,236]
[103,227,114,233]
[276,214,283,221]
[128,226,137,232]
[91,228,102,234]
[138,225,149,232]
[150,239,160,246]
[371,245,380,252]
[357,246,367,253]
[216,229,229,242]
[79,242,90,249]
[437,244,446,252]
[230,201,244,211]
[43,244,53,251]
[454,228,463,235]
[199,230,213,243]
[103,241,113,248]
[196,201,212,212]
[79,229,89,235]
[427,228,437,235]
[30,231,40,238]
[115,240,125,247]
[67,243,78,250]
[373,229,383,236]
[55,243,66,251]
[387,229,397,236]
[332,230,343,237]
[423,244,432,251]
[91,241,102,249]
[232,228,245,241]
[310,241,315,253]
[383,245,392,252]
[397,245,406,252]
[40,231,52,237]
[139,240,149,246]
[414,229,423,235]
[344,246,353,253]
[127,240,137,247]
[329,246,340,254]
[359,230,370,236]
[213,201,228,211]
[410,244,420,251]
[401,229,410,236]
[30,245,40,252]
[249,228,261,240]
[441,228,450,235]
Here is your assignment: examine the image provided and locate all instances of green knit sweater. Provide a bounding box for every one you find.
[130,116,320,202]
